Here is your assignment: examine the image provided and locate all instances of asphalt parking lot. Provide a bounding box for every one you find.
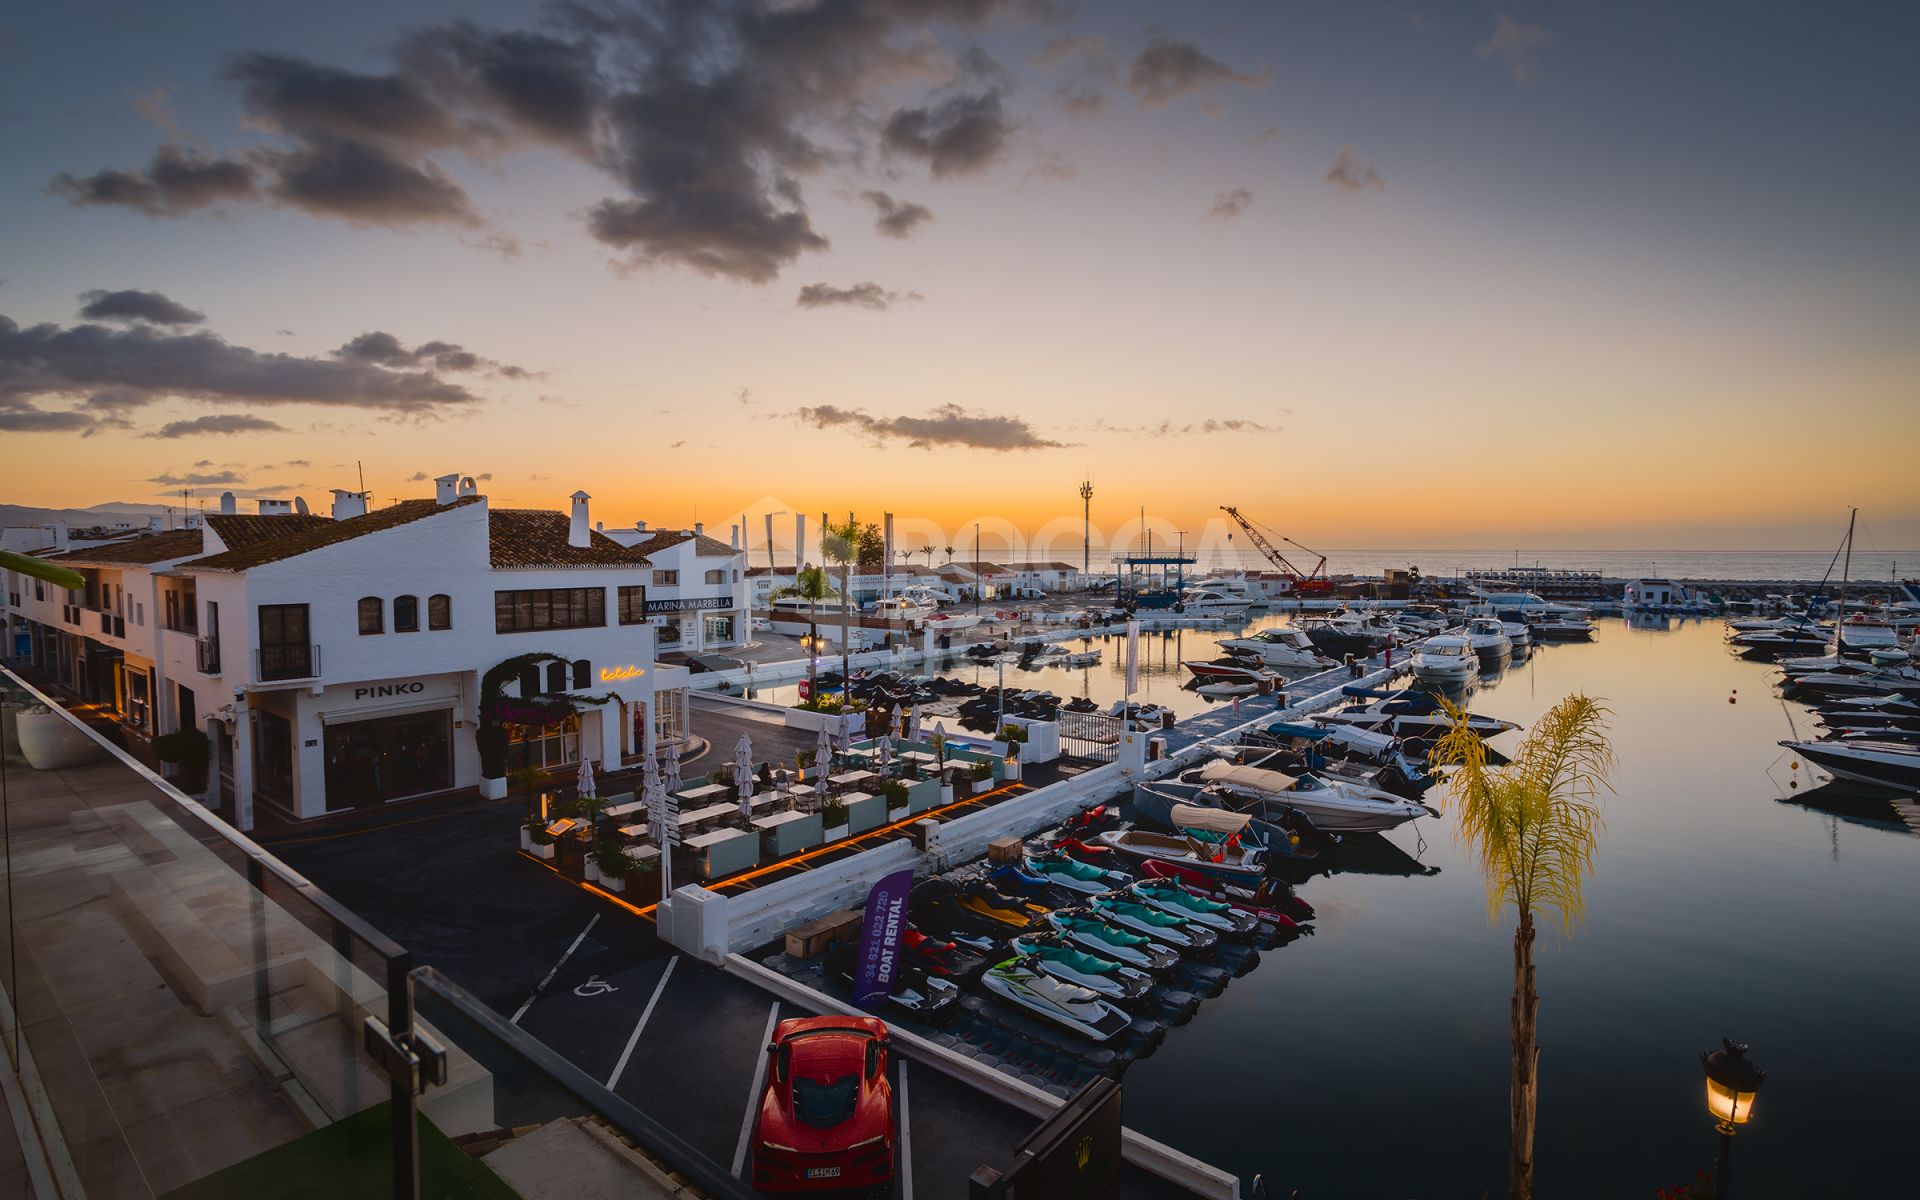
[271,800,1199,1198]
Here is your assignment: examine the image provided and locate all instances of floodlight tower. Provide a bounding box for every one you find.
[1079,479,1094,585]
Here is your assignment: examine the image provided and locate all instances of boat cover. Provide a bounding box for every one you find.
[1168,802,1256,834]
[1196,760,1298,795]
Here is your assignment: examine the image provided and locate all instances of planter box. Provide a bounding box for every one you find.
[905,778,941,814]
[971,778,992,795]
[845,793,887,835]
[585,861,602,883]
[600,876,626,894]
[823,824,849,844]
[939,784,955,806]
[519,829,533,852]
[16,709,105,771]
[479,776,509,800]
[531,843,555,860]
[1005,760,1023,782]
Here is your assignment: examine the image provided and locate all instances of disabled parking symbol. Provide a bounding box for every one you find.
[573,975,619,997]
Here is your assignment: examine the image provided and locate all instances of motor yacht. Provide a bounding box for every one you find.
[1464,617,1513,659]
[1161,760,1436,833]
[1217,627,1336,669]
[1177,587,1254,618]
[1411,635,1479,684]
[867,595,937,621]
[1780,738,1920,792]
[922,611,983,635]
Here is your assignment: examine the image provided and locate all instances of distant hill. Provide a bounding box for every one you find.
[0,501,197,531]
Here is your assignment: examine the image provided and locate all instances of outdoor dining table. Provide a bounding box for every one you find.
[900,751,939,766]
[616,823,650,838]
[829,770,876,786]
[677,802,738,832]
[604,799,646,818]
[678,783,730,803]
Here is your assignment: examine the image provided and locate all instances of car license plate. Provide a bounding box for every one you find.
[805,1166,842,1179]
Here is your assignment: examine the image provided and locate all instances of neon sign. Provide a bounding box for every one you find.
[600,664,647,681]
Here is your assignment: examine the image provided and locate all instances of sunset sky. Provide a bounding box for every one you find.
[3,1,1916,556]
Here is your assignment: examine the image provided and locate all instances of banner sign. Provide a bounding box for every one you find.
[853,868,914,1010]
[1124,619,1140,696]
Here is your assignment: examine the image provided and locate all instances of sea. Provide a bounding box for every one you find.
[1141,548,1917,584]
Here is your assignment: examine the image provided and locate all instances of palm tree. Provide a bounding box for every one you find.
[771,566,831,699]
[821,517,861,696]
[943,545,955,565]
[1429,693,1613,1200]
[921,545,934,569]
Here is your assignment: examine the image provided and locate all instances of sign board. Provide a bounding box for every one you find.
[646,595,733,613]
[852,868,914,1010]
[971,1077,1123,1200]
[648,789,682,847]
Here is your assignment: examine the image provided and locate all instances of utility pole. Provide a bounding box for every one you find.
[1079,479,1093,588]
[974,522,981,615]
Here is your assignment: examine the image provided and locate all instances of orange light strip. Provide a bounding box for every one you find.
[516,847,660,920]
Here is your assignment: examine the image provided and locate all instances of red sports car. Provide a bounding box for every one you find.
[751,1015,894,1193]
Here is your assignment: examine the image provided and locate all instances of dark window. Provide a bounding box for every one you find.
[358,597,384,635]
[545,661,569,693]
[258,604,312,680]
[517,665,541,697]
[427,594,451,630]
[394,595,419,632]
[572,659,590,689]
[793,1075,860,1130]
[493,587,605,633]
[618,585,648,625]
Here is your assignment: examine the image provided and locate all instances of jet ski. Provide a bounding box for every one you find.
[979,959,1135,1042]
[1089,896,1220,951]
[1005,934,1154,1002]
[1048,835,1121,866]
[902,926,990,980]
[955,880,1050,927]
[1058,803,1123,837]
[1024,851,1132,895]
[910,878,1037,940]
[1041,908,1182,972]
[1124,880,1261,939]
[1140,860,1314,925]
[825,943,960,1016]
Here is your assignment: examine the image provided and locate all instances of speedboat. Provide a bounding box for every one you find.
[1183,760,1437,833]
[867,596,936,621]
[1295,612,1390,657]
[1005,935,1155,1002]
[1124,880,1261,939]
[1314,686,1519,746]
[1195,681,1260,698]
[1181,657,1271,683]
[1247,721,1433,795]
[1780,739,1920,792]
[1502,620,1532,651]
[1525,611,1596,641]
[1464,617,1512,659]
[1095,826,1268,883]
[923,611,983,635]
[1089,896,1220,951]
[1130,786,1333,871]
[1217,627,1336,669]
[1177,587,1254,618]
[1411,635,1478,684]
[978,959,1136,1041]
[1041,909,1182,972]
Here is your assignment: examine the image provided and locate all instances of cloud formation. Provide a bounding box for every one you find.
[883,91,1014,179]
[797,403,1065,450]
[334,330,530,377]
[1478,16,1554,85]
[1325,146,1384,191]
[78,289,208,327]
[150,414,288,438]
[862,191,933,239]
[1207,188,1254,220]
[150,470,246,486]
[1127,38,1269,109]
[50,145,258,216]
[795,282,918,311]
[1091,417,1278,436]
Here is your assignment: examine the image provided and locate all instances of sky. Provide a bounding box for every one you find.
[2,1,1916,558]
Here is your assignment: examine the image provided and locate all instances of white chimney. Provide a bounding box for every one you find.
[596,520,604,532]
[257,499,293,515]
[434,473,460,505]
[219,492,238,516]
[694,521,704,537]
[730,523,741,549]
[51,520,70,551]
[330,489,368,521]
[569,491,592,548]
[634,520,647,532]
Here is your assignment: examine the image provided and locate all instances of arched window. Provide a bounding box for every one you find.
[427,594,451,630]
[358,597,383,635]
[517,665,541,697]
[705,568,725,585]
[393,595,419,632]
[545,661,569,693]
[572,659,590,689]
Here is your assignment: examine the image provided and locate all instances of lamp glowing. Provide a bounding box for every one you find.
[1701,1039,1765,1129]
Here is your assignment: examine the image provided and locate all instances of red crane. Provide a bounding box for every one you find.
[1219,506,1335,595]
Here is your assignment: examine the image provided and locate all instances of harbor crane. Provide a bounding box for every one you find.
[1218,505,1335,595]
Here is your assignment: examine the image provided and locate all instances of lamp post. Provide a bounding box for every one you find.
[1701,1039,1766,1200]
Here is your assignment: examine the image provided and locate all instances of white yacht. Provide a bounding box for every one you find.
[1216,627,1335,669]
[1193,576,1270,611]
[866,595,936,621]
[1502,619,1532,651]
[1411,635,1479,684]
[1465,617,1513,659]
[1177,587,1254,618]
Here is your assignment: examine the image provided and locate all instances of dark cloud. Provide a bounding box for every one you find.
[0,400,94,433]
[50,145,258,216]
[1093,417,1277,436]
[0,313,482,422]
[334,330,530,377]
[394,23,604,150]
[261,137,480,226]
[150,470,246,486]
[77,289,207,327]
[407,470,432,481]
[883,90,1013,178]
[797,402,1064,450]
[1126,37,1270,109]
[862,191,933,239]
[1206,188,1253,220]
[1478,16,1554,85]
[795,282,919,311]
[149,414,288,438]
[1325,146,1384,191]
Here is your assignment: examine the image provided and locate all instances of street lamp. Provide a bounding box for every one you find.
[1701,1039,1766,1200]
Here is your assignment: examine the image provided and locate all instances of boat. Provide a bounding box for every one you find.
[1061,649,1102,666]
[1502,620,1532,651]
[1025,852,1132,895]
[1295,611,1390,657]
[1243,721,1434,795]
[1139,860,1314,926]
[1094,826,1268,884]
[1123,880,1261,939]
[1195,681,1260,698]
[1004,935,1155,1002]
[1129,787,1333,875]
[1176,587,1254,618]
[866,595,936,621]
[978,959,1136,1041]
[1180,657,1272,683]
[1313,686,1520,746]
[1464,617,1512,659]
[922,611,983,635]
[1181,761,1437,833]
[1217,627,1336,669]
[1040,909,1182,972]
[1411,635,1478,684]
[1088,896,1220,951]
[1780,739,1920,792]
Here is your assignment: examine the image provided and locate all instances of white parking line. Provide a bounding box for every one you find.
[511,913,600,1024]
[605,956,679,1089]
[732,1002,783,1177]
[897,1060,913,1200]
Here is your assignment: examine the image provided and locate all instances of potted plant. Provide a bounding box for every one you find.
[939,770,956,806]
[822,797,850,842]
[510,764,545,821]
[153,728,210,792]
[524,818,557,860]
[593,839,635,893]
[969,760,993,794]
[881,779,909,814]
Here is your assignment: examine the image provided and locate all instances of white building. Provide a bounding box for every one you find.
[3,479,688,831]
[596,520,750,654]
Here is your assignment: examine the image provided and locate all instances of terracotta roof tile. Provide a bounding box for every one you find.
[45,529,206,566]
[623,530,740,559]
[488,509,654,568]
[182,498,477,571]
[204,512,336,549]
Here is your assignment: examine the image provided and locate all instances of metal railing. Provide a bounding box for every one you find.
[196,634,222,674]
[257,641,320,681]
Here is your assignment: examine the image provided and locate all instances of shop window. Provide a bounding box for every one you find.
[653,688,688,748]
[545,661,569,693]
[506,715,580,773]
[703,614,734,644]
[657,621,682,645]
[428,594,451,630]
[653,569,679,586]
[494,587,606,633]
[572,659,590,689]
[394,594,419,632]
[358,597,384,635]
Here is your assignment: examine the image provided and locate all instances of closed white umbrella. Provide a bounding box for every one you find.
[577,756,597,801]
[876,733,893,774]
[891,703,904,739]
[814,726,833,788]
[664,739,682,792]
[645,772,674,898]
[642,747,662,799]
[907,704,923,743]
[734,734,754,822]
[932,721,949,768]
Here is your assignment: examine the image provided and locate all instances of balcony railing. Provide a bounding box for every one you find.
[256,641,320,682]
[196,634,222,675]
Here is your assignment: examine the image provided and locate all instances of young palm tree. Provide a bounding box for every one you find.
[821,517,861,694]
[943,545,955,565]
[771,565,831,699]
[921,545,935,569]
[1429,693,1613,1200]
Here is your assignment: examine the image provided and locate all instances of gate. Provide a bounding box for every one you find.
[1057,709,1125,764]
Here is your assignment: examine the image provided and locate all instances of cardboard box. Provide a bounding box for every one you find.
[987,836,1025,864]
[784,914,840,959]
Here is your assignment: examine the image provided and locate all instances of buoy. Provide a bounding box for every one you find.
[1789,780,1798,790]
[1790,761,1798,770]
[1728,695,1736,704]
